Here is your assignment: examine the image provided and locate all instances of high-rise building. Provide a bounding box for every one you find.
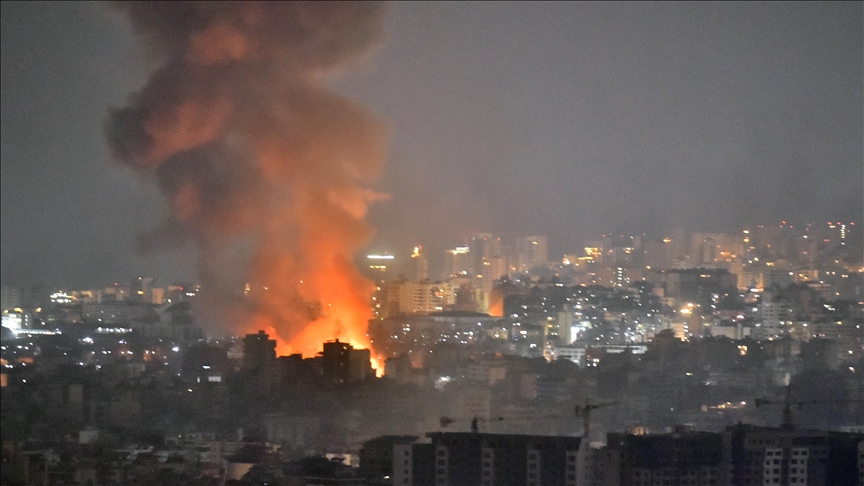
[359,435,420,481]
[0,286,21,312]
[666,227,689,263]
[469,233,500,276]
[349,347,373,381]
[411,246,428,281]
[644,240,673,270]
[1,310,31,332]
[242,330,276,372]
[379,280,456,316]
[726,424,862,486]
[816,221,855,251]
[445,246,472,278]
[479,256,508,294]
[583,240,609,265]
[393,432,582,486]
[594,425,863,486]
[150,287,165,305]
[603,428,726,486]
[663,269,737,302]
[689,233,741,265]
[690,233,721,265]
[796,236,817,265]
[323,339,351,383]
[366,253,396,282]
[21,283,49,310]
[759,292,794,339]
[127,276,154,304]
[452,282,481,313]
[514,236,549,273]
[322,339,373,383]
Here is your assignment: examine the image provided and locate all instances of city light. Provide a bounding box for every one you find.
[0,3,860,481]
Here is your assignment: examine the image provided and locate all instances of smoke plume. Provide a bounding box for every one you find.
[107,2,389,363]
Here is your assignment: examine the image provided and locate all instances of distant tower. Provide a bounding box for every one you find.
[243,330,276,371]
[349,347,373,381]
[1,286,22,312]
[480,256,508,294]
[514,236,548,272]
[469,233,499,277]
[644,239,672,270]
[452,283,480,312]
[128,276,154,304]
[668,227,688,262]
[22,283,50,310]
[584,239,609,265]
[444,246,472,278]
[365,253,395,282]
[323,339,352,383]
[411,246,428,281]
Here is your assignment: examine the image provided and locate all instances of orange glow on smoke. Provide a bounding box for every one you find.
[487,289,504,317]
[239,274,386,376]
[257,315,384,377]
[109,3,390,376]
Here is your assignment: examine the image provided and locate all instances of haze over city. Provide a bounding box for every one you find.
[1,3,862,486]
[2,2,861,289]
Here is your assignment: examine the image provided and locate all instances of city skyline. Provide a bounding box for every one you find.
[0,218,858,291]
[2,4,863,484]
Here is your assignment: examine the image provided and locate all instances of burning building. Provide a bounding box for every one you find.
[106,2,390,369]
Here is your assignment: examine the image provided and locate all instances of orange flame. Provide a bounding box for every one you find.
[108,3,390,375]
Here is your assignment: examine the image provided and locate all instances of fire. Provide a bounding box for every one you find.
[248,284,384,377]
[259,321,385,377]
[107,3,390,376]
[488,289,504,317]
[240,217,385,374]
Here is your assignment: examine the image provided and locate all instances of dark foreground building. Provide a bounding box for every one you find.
[726,424,863,486]
[392,432,581,486]
[604,427,727,486]
[600,424,863,486]
[380,425,863,486]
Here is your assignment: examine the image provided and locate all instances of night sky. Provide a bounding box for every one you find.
[2,2,862,289]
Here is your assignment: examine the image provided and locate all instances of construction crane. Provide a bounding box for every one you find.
[574,400,618,443]
[440,415,564,434]
[440,416,507,434]
[754,385,861,430]
[440,400,619,438]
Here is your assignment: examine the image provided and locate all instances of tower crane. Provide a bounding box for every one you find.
[439,415,561,434]
[440,400,619,439]
[754,385,861,430]
[439,416,505,434]
[574,400,619,443]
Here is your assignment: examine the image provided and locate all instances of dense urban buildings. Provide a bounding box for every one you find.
[3,0,861,483]
[1,222,862,484]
